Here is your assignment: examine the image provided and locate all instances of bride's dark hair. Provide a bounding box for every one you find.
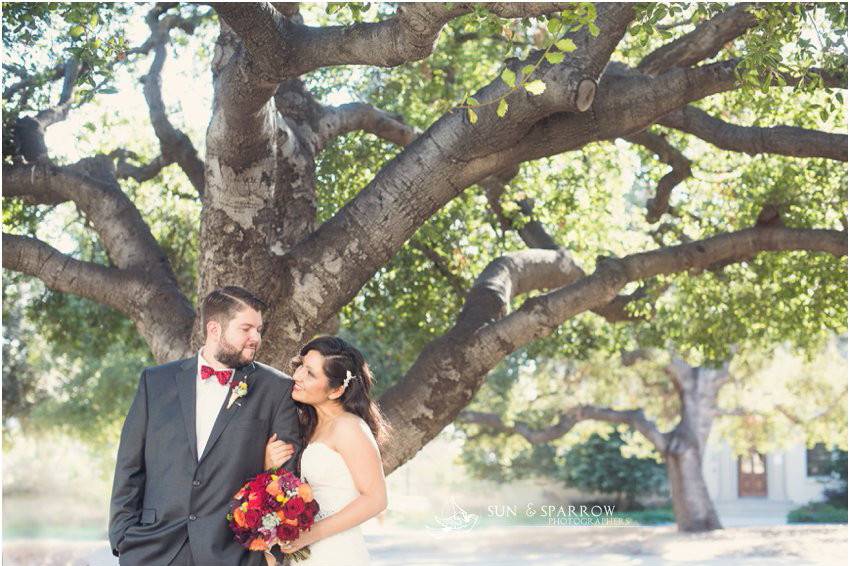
[290,335,391,454]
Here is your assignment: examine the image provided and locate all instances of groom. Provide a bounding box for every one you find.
[109,286,301,566]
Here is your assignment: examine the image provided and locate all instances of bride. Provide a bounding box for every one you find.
[264,335,389,566]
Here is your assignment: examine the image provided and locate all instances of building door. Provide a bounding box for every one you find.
[738,451,768,497]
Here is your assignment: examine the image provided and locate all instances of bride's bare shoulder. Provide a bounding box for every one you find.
[331,413,377,448]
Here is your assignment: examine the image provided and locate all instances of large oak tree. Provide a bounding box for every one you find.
[3,2,847,532]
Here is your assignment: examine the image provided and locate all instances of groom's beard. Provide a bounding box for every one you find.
[215,336,258,368]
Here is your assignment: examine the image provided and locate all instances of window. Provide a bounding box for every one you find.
[806,443,833,477]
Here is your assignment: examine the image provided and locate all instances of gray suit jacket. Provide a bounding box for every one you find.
[108,355,302,566]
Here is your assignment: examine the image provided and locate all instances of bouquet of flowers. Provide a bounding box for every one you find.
[227,467,320,561]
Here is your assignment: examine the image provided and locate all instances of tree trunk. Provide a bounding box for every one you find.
[663,362,730,532]
[666,444,723,532]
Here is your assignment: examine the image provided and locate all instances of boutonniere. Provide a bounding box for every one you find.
[227,379,249,409]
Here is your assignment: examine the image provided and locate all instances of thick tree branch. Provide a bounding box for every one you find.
[112,150,172,183]
[139,5,207,195]
[482,226,846,356]
[3,158,178,273]
[2,233,145,316]
[622,129,692,223]
[282,5,636,350]
[316,102,419,151]
[2,233,195,362]
[638,3,759,76]
[657,105,848,162]
[481,171,657,323]
[459,405,669,452]
[484,58,845,170]
[12,58,80,163]
[378,222,845,472]
[214,3,573,77]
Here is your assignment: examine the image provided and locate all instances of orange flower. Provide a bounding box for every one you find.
[233,508,247,528]
[297,483,313,503]
[248,537,268,551]
[276,510,287,522]
[283,517,299,526]
[266,480,282,497]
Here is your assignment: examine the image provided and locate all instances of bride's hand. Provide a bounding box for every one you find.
[264,433,295,470]
[281,527,318,554]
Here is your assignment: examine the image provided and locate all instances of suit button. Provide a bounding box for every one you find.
[189,514,197,521]
[192,480,201,487]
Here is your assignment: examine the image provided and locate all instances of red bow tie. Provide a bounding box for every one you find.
[200,365,234,386]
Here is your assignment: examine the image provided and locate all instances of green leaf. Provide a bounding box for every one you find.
[588,22,599,37]
[501,68,517,87]
[467,96,479,106]
[545,52,565,64]
[496,98,508,118]
[555,38,576,52]
[525,80,546,95]
[467,108,478,123]
[521,64,535,77]
[99,86,118,94]
[69,25,85,38]
[547,18,560,34]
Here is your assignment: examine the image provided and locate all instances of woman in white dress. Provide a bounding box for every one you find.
[264,335,390,566]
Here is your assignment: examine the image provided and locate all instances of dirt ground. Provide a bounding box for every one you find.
[3,524,847,565]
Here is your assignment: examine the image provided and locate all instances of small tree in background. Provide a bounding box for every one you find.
[560,430,668,511]
[824,449,848,508]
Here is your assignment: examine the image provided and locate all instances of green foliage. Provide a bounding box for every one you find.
[2,278,47,433]
[823,449,848,508]
[457,4,594,119]
[559,432,669,509]
[1,3,846,459]
[2,274,153,445]
[612,505,675,525]
[457,426,669,510]
[2,2,133,154]
[787,502,848,523]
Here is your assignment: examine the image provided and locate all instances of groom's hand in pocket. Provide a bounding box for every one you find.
[264,433,295,470]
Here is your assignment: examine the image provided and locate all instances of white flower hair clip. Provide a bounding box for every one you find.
[343,370,357,390]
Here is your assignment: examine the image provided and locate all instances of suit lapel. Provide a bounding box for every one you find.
[198,361,258,464]
[175,355,199,463]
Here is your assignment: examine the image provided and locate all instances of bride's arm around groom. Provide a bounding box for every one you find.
[282,415,386,554]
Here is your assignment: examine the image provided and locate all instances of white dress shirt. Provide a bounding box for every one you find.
[195,347,234,460]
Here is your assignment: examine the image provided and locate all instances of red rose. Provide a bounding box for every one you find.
[247,494,264,510]
[244,509,262,529]
[249,473,271,492]
[283,496,305,518]
[276,524,300,542]
[306,500,320,515]
[298,512,313,527]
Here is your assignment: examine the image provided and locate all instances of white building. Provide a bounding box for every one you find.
[703,440,841,505]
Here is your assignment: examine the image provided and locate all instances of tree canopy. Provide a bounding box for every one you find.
[2,3,847,484]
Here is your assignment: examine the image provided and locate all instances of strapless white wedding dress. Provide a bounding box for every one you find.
[297,440,371,565]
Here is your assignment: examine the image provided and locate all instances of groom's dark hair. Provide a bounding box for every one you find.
[201,286,268,338]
